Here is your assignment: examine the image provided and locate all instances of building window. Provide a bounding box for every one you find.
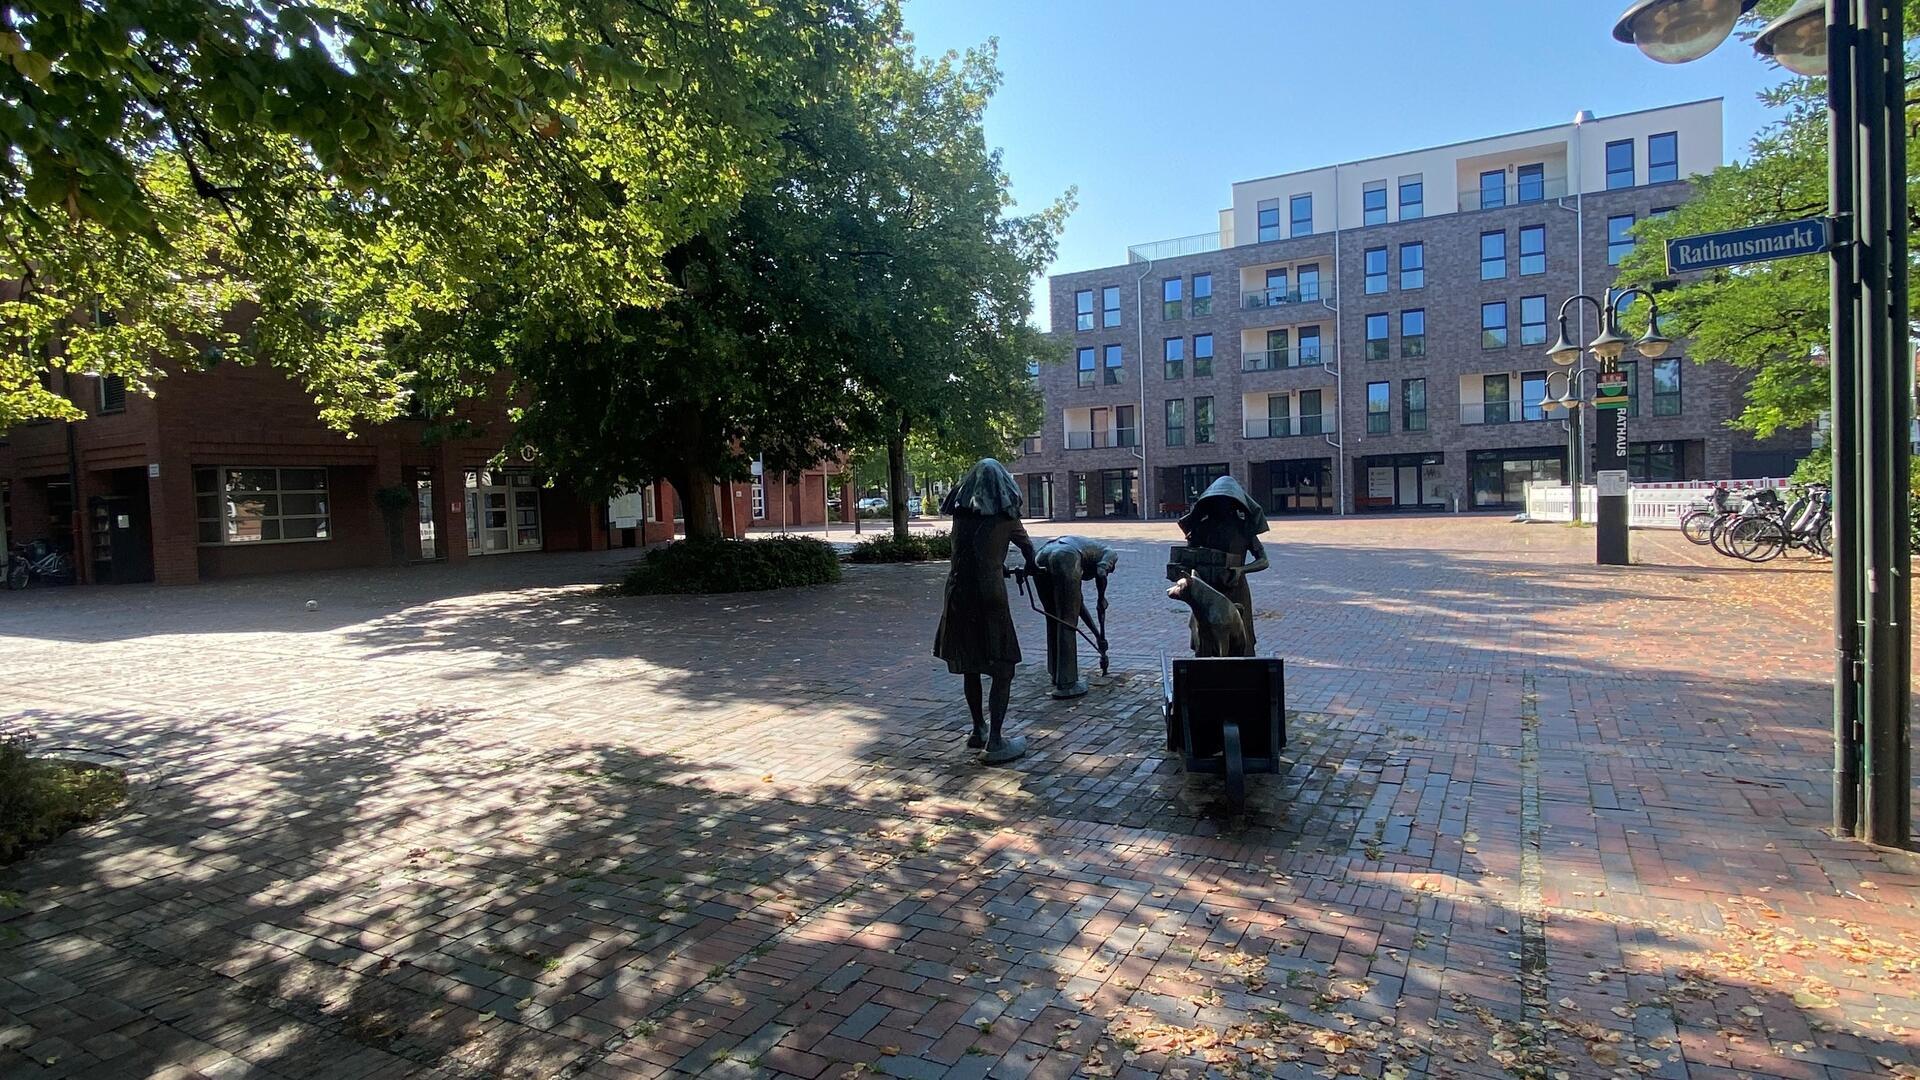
[1263,393,1290,438]
[1298,325,1321,365]
[1162,278,1183,320]
[1399,242,1424,289]
[1650,205,1678,220]
[1607,214,1636,265]
[1606,139,1634,189]
[1102,285,1121,327]
[1298,263,1321,301]
[1648,131,1678,183]
[1479,169,1506,210]
[1363,180,1388,226]
[1653,357,1682,415]
[1521,370,1549,421]
[1116,404,1137,448]
[1163,337,1185,380]
[1165,399,1186,447]
[1264,266,1289,305]
[1192,273,1212,316]
[1520,295,1548,346]
[1193,333,1213,377]
[1076,346,1095,388]
[1403,378,1427,431]
[1257,198,1281,242]
[1519,225,1545,276]
[1074,289,1094,331]
[751,474,766,519]
[1517,162,1545,203]
[1194,396,1215,444]
[97,375,127,415]
[1364,247,1388,294]
[1299,389,1324,435]
[1482,301,1508,349]
[1365,313,1390,361]
[1480,230,1506,280]
[1482,374,1511,424]
[1251,328,1288,372]
[1629,441,1682,482]
[1620,359,1640,416]
[1398,174,1423,220]
[1401,309,1425,358]
[194,466,331,545]
[1289,194,1313,237]
[1366,381,1390,434]
[1103,344,1124,384]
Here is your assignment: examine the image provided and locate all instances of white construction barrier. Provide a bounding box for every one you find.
[1522,477,1794,528]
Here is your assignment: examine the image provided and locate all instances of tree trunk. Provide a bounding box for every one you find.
[887,423,910,541]
[676,466,723,542]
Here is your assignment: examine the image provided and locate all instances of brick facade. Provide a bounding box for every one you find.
[0,360,769,585]
[1018,152,1812,520]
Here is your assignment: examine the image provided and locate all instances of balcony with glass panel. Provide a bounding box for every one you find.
[1240,281,1328,311]
[1244,414,1335,439]
[1064,427,1138,450]
[1458,402,1552,425]
[1241,345,1325,373]
[1458,174,1570,213]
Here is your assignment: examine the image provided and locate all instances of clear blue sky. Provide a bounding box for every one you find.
[898,0,1787,322]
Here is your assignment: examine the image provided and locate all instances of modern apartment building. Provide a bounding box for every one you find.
[1017,99,1811,520]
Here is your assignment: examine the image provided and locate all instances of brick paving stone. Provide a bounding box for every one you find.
[0,518,1915,1079]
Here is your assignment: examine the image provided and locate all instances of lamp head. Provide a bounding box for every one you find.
[1754,0,1828,76]
[1545,322,1582,366]
[1613,0,1757,64]
[1634,328,1673,358]
[1587,313,1632,363]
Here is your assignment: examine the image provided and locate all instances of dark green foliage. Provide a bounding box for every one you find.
[0,737,125,864]
[847,531,953,563]
[619,537,840,595]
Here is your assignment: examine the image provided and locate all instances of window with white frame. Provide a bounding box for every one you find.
[194,466,330,545]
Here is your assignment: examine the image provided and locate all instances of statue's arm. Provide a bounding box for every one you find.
[1242,535,1271,576]
[1010,519,1039,572]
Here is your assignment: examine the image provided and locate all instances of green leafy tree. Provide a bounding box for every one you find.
[1614,0,1920,481]
[818,42,1067,540]
[1,0,886,427]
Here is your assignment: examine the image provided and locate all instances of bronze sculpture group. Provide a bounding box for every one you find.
[935,460,1268,766]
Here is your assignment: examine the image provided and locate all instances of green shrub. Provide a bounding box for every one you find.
[0,736,126,864]
[848,531,954,563]
[620,537,841,595]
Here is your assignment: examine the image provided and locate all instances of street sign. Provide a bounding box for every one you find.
[1667,217,1829,274]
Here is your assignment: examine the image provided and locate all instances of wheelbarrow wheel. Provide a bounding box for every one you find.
[1222,720,1245,808]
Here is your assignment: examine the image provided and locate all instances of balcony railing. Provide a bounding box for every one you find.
[1242,348,1325,372]
[1240,283,1326,310]
[1459,403,1551,425]
[1064,429,1139,450]
[1128,231,1222,263]
[1244,415,1335,439]
[1458,175,1570,213]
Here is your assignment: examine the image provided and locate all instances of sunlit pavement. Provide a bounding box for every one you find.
[1,515,1915,1079]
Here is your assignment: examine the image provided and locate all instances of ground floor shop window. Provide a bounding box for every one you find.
[1179,463,1230,510]
[465,468,543,555]
[1627,441,1683,483]
[1468,448,1563,510]
[1068,469,1139,519]
[1257,459,1334,515]
[1358,454,1446,511]
[194,466,330,544]
[1019,473,1053,518]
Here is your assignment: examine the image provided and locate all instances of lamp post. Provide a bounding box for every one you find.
[1542,290,1673,564]
[1613,0,1910,846]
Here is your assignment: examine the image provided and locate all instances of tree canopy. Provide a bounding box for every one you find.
[2,0,889,426]
[1613,0,1920,478]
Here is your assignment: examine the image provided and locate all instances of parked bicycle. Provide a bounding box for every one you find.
[5,539,75,590]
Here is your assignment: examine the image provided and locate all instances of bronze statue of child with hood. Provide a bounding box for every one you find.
[1166,476,1270,657]
[934,459,1038,764]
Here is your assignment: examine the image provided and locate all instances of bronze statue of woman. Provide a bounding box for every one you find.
[1173,476,1269,656]
[933,459,1038,764]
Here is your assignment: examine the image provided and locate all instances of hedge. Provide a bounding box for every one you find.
[847,532,954,563]
[620,537,841,595]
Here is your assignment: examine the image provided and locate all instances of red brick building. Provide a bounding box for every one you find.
[0,359,847,586]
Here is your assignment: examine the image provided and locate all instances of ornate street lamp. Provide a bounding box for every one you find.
[1613,0,1910,845]
[1545,289,1668,563]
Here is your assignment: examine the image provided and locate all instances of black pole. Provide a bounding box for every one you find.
[1828,0,1863,836]
[1855,0,1909,847]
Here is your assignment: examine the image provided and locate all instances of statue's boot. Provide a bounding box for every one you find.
[980,735,1027,765]
[1051,680,1089,699]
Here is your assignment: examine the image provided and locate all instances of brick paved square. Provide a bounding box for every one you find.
[1,517,1915,1079]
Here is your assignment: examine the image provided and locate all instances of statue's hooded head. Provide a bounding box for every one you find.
[941,458,1023,519]
[1177,476,1270,537]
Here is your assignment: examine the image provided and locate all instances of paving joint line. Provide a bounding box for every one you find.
[1516,673,1550,1021]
